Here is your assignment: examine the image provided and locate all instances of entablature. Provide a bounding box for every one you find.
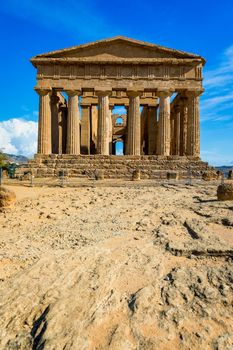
[36,63,203,83]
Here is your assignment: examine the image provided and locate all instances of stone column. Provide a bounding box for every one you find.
[57,104,63,155]
[140,106,148,155]
[148,106,158,155]
[170,114,175,155]
[126,91,141,155]
[36,88,52,155]
[96,91,110,155]
[81,105,91,154]
[66,90,81,155]
[157,91,171,156]
[59,103,67,154]
[174,105,181,155]
[180,97,188,156]
[187,91,201,157]
[109,106,114,155]
[125,106,129,155]
[50,92,60,154]
[91,106,98,153]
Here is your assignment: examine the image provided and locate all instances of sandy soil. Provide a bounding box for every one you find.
[0,182,233,350]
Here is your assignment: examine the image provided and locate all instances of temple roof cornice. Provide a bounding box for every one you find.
[31,57,203,67]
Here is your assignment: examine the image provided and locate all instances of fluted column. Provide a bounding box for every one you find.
[91,105,98,153]
[126,91,141,155]
[66,90,81,155]
[125,106,129,155]
[81,105,91,154]
[174,105,181,155]
[60,103,68,154]
[187,91,201,157]
[170,113,175,155]
[180,97,188,156]
[148,106,158,155]
[157,91,171,156]
[50,92,60,154]
[36,88,52,155]
[96,91,110,155]
[108,106,113,155]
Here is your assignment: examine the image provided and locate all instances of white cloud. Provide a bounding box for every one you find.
[0,118,38,157]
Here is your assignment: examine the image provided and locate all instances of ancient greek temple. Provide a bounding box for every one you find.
[26,36,210,178]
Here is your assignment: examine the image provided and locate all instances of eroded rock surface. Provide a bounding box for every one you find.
[0,186,16,209]
[0,183,232,349]
[217,183,233,201]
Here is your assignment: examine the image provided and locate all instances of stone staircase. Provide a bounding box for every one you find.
[16,155,214,180]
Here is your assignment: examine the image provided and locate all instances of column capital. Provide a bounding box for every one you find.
[35,88,51,96]
[95,90,111,97]
[65,90,82,97]
[126,90,143,98]
[81,104,91,110]
[156,89,173,97]
[185,89,204,97]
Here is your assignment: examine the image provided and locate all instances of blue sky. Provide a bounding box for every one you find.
[0,0,232,165]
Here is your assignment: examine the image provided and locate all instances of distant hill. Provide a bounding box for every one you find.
[215,166,232,177]
[5,153,28,164]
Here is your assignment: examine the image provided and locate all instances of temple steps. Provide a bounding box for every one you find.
[15,155,214,180]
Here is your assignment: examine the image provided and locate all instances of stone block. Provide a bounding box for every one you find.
[217,183,233,201]
[228,170,233,180]
[0,187,16,209]
[132,169,140,181]
[167,172,180,180]
[94,169,104,180]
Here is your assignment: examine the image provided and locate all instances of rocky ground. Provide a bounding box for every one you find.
[0,181,233,350]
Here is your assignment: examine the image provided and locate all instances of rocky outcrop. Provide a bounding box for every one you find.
[217,183,233,201]
[228,170,233,180]
[0,187,16,209]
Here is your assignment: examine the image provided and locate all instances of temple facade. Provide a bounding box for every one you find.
[32,36,204,157]
[22,36,211,179]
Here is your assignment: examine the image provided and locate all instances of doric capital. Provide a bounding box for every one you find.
[35,88,51,96]
[126,90,143,98]
[185,89,204,97]
[95,90,111,97]
[81,104,91,110]
[157,89,173,98]
[65,90,82,97]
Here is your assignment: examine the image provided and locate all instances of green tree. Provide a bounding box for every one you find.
[0,151,7,168]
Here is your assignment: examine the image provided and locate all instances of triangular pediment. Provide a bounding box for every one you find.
[32,36,204,63]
